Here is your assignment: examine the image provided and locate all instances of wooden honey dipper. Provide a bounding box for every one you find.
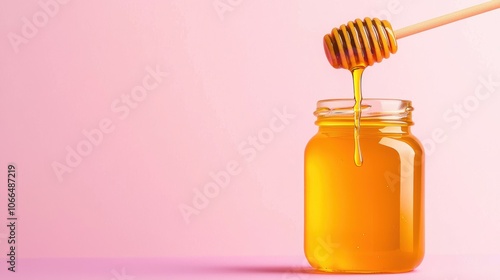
[324,0,500,69]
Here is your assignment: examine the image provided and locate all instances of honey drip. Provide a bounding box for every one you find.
[352,67,364,166]
[323,18,398,166]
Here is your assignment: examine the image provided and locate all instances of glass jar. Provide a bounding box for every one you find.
[304,99,424,273]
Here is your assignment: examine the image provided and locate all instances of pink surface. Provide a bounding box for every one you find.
[0,0,500,276]
[1,255,500,279]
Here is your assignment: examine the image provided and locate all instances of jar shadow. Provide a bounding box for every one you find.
[197,264,419,275]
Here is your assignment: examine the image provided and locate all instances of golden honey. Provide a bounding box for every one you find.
[352,67,364,166]
[304,99,424,272]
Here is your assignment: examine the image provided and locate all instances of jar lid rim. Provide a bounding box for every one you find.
[315,99,413,123]
[317,98,412,103]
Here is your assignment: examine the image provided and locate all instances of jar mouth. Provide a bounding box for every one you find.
[315,98,413,125]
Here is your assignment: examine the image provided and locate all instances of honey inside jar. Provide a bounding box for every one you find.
[304,99,424,272]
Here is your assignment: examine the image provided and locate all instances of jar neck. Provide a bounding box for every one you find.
[314,99,414,131]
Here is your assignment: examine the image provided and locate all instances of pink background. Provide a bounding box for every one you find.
[0,0,499,274]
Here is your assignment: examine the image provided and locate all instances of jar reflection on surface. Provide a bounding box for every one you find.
[304,99,424,273]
